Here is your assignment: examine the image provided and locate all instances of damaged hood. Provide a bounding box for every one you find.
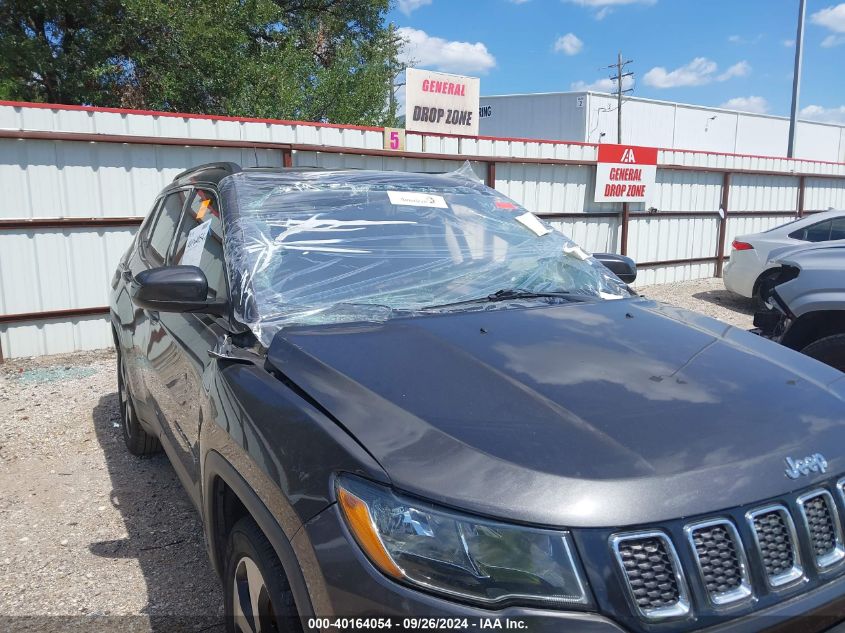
[267,298,845,528]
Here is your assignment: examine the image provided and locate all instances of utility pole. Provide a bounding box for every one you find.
[787,0,807,158]
[606,52,634,144]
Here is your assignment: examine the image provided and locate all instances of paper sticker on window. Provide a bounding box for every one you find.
[515,212,551,237]
[563,244,590,260]
[495,201,517,210]
[387,191,448,208]
[181,221,212,267]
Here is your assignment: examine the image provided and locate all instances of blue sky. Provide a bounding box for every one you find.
[390,0,845,123]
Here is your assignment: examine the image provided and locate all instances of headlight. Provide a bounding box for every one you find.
[336,476,591,608]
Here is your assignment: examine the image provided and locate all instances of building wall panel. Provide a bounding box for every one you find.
[650,169,723,212]
[628,216,719,264]
[549,217,619,254]
[727,215,795,243]
[729,174,800,212]
[804,177,845,212]
[0,316,111,358]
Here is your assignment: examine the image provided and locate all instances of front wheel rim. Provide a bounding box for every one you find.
[233,555,277,633]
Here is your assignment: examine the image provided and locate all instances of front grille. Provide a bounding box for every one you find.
[612,532,689,620]
[611,482,845,624]
[747,505,803,587]
[686,520,750,605]
[797,490,844,569]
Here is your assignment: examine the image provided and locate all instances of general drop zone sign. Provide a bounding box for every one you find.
[594,144,658,203]
[405,68,480,136]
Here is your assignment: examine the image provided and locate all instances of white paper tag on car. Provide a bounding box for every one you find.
[181,221,212,267]
[387,191,448,208]
[515,212,551,237]
[563,244,590,260]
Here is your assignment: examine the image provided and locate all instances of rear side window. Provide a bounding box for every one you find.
[790,219,832,242]
[830,217,845,241]
[148,191,189,261]
[170,189,227,300]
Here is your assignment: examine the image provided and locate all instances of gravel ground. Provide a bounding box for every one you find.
[0,350,223,633]
[0,277,753,632]
[638,277,755,330]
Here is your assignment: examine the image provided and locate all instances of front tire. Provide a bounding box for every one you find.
[224,516,301,633]
[117,354,161,456]
[801,334,845,372]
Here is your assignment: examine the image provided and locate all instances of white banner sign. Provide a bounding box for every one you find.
[405,68,480,137]
[594,144,658,203]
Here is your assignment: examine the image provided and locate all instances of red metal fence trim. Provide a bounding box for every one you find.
[0,217,142,230]
[0,306,109,325]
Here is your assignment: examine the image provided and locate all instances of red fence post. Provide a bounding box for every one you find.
[715,172,731,278]
[282,147,293,168]
[486,161,496,188]
[620,202,630,256]
[797,175,806,217]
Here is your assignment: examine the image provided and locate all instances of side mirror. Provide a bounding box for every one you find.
[130,265,226,315]
[593,252,637,284]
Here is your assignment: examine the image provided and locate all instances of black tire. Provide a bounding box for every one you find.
[224,516,302,633]
[801,334,845,373]
[117,354,161,456]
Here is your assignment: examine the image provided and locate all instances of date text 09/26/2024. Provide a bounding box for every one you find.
[307,618,529,630]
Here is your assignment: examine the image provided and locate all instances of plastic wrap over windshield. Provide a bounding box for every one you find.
[220,166,631,346]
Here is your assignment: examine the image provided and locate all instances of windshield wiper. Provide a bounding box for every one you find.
[422,289,587,311]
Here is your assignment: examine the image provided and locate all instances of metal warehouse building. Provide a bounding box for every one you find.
[479,92,845,163]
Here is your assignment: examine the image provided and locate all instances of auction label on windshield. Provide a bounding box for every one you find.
[387,191,448,208]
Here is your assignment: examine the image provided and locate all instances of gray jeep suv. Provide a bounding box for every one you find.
[110,162,845,632]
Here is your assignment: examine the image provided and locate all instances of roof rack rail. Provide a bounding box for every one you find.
[172,162,242,184]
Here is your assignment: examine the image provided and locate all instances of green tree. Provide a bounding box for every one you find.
[0,0,405,125]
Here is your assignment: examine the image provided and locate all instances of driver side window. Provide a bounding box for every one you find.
[169,189,227,301]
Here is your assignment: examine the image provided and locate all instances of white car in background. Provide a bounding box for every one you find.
[723,209,845,306]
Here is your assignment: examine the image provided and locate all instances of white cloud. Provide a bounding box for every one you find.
[570,74,635,92]
[397,0,431,15]
[822,34,845,47]
[717,60,751,81]
[508,0,531,3]
[800,104,845,124]
[554,33,583,55]
[564,0,656,19]
[643,57,750,88]
[397,27,496,75]
[783,38,796,47]
[728,34,762,45]
[720,96,769,114]
[811,3,845,33]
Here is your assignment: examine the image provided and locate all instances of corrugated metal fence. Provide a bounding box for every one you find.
[2,100,845,358]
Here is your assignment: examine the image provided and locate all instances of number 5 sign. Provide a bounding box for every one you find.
[383,127,406,151]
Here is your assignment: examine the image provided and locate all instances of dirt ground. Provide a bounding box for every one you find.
[0,350,223,633]
[0,276,754,632]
